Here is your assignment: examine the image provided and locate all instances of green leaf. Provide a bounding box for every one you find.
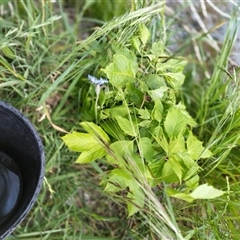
[154,134,168,154]
[148,86,168,100]
[100,120,125,140]
[200,148,212,158]
[167,188,194,203]
[151,41,164,57]
[62,132,98,152]
[187,131,212,160]
[152,125,163,138]
[126,83,144,106]
[168,134,185,154]
[184,230,196,240]
[161,161,180,183]
[170,193,194,203]
[81,122,110,143]
[132,36,141,53]
[106,140,134,164]
[139,23,151,45]
[168,59,188,70]
[145,74,166,90]
[164,107,188,138]
[190,184,226,200]
[1,46,15,59]
[138,137,154,162]
[76,145,106,163]
[175,103,197,127]
[139,79,149,92]
[156,59,187,90]
[162,72,185,90]
[176,151,201,179]
[127,188,145,216]
[148,160,165,179]
[116,116,137,137]
[151,100,163,122]
[127,201,138,217]
[139,127,150,138]
[104,182,121,193]
[169,59,188,71]
[168,156,184,182]
[185,175,199,189]
[157,59,188,73]
[137,108,150,120]
[102,53,138,88]
[138,120,151,127]
[105,168,132,192]
[180,153,200,181]
[105,168,134,190]
[108,106,129,118]
[105,168,145,218]
[62,123,109,164]
[0,55,25,80]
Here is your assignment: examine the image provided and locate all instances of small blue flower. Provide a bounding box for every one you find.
[88,75,108,86]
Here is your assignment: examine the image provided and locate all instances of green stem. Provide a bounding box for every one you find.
[95,85,100,124]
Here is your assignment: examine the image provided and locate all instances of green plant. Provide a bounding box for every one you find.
[3,0,240,238]
[62,22,226,238]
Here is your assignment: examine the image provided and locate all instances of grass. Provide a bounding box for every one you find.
[1,0,240,239]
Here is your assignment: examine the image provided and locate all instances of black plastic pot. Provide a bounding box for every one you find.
[0,101,45,239]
